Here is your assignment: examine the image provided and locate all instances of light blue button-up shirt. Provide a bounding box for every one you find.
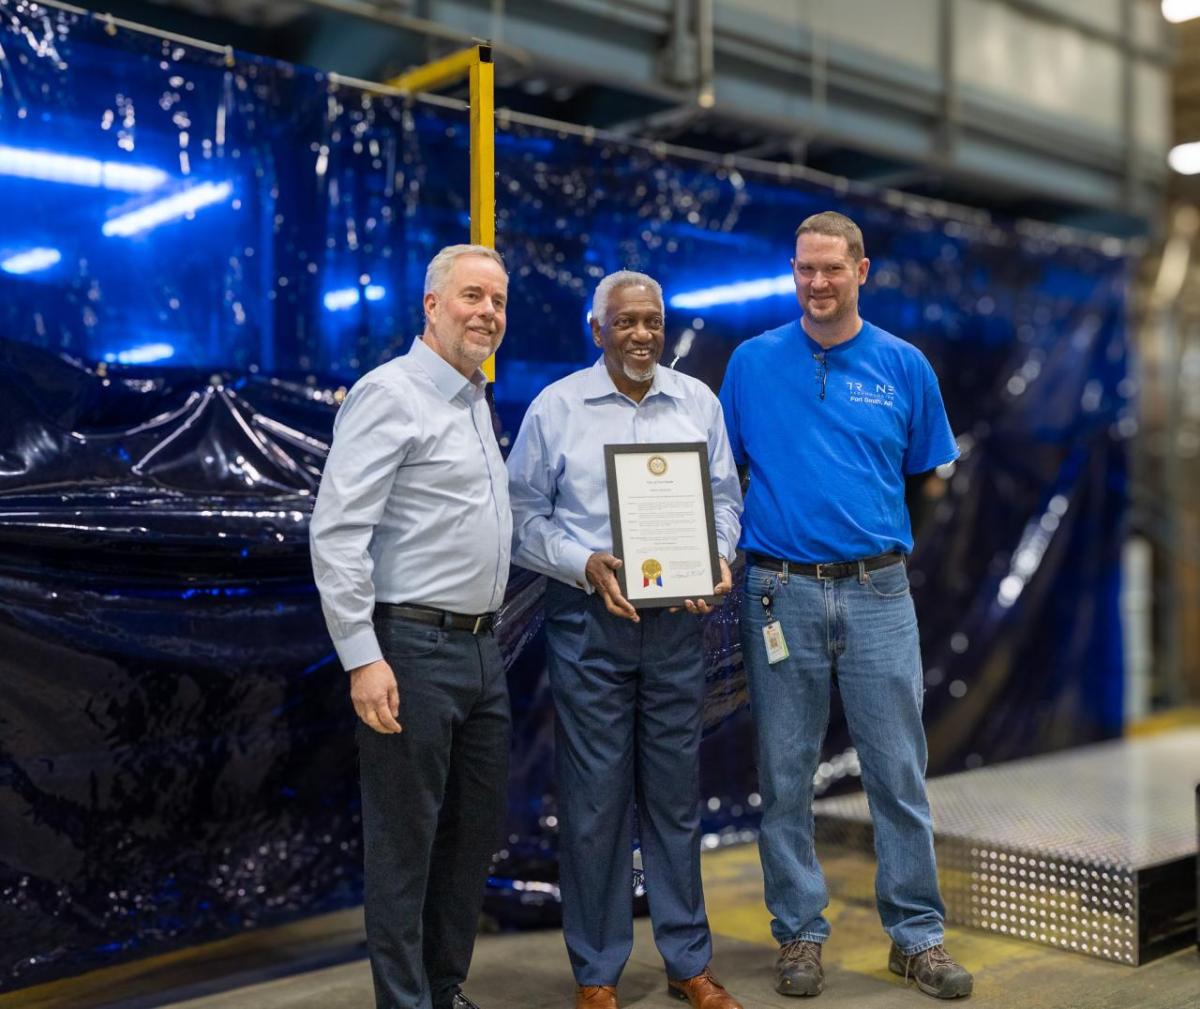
[506,358,742,590]
[310,337,511,671]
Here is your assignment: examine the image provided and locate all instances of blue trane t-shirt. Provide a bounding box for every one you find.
[718,318,958,563]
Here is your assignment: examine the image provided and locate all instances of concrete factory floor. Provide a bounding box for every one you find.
[9,843,1197,1009]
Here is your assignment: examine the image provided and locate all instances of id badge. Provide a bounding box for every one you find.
[762,619,789,664]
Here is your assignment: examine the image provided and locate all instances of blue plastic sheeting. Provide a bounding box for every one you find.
[0,1,1131,990]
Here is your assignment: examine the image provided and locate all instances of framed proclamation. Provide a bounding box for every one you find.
[604,442,723,610]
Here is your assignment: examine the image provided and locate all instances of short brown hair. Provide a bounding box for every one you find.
[795,211,865,262]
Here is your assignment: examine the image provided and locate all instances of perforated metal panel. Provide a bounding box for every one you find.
[813,730,1200,964]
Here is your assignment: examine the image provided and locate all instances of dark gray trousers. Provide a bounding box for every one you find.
[358,613,510,1009]
[543,579,713,985]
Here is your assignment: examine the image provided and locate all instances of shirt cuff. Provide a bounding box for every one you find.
[333,625,384,672]
[717,535,740,565]
[560,539,595,593]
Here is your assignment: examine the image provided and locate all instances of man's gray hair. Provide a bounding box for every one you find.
[591,270,663,326]
[424,244,506,295]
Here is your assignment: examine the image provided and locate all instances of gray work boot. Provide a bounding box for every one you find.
[887,943,973,998]
[775,939,824,996]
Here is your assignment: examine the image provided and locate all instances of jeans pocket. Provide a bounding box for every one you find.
[865,562,910,599]
[379,619,443,658]
[742,568,778,623]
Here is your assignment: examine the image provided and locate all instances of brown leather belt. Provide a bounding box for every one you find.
[376,602,495,634]
[747,550,904,581]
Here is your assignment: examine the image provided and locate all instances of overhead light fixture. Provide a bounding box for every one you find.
[1162,0,1200,23]
[668,274,793,310]
[1,247,62,275]
[102,342,176,365]
[1168,141,1200,175]
[102,181,233,237]
[0,145,167,192]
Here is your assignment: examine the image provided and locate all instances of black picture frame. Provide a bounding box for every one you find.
[603,441,723,610]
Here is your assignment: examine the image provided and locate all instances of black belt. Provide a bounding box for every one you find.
[376,602,495,634]
[748,550,904,581]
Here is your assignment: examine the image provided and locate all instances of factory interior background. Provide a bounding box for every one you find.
[1,1,1198,1006]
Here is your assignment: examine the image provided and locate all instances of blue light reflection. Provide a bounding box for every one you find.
[669,273,794,310]
[102,181,233,237]
[0,144,168,191]
[0,247,61,274]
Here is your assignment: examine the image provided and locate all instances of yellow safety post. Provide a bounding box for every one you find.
[389,43,497,381]
[468,47,496,250]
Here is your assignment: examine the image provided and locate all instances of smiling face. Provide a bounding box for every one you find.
[592,283,665,400]
[422,253,508,377]
[792,232,870,333]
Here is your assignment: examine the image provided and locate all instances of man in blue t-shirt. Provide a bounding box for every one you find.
[718,212,973,1000]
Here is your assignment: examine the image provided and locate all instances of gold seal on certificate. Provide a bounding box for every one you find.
[604,442,722,610]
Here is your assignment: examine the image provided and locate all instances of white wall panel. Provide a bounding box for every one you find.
[1135,59,1171,152]
[719,0,940,73]
[1029,0,1122,35]
[956,0,1121,133]
[1133,0,1170,50]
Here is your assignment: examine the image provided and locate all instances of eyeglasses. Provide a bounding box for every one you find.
[813,351,828,400]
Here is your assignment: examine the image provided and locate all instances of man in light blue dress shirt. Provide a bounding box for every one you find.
[310,245,511,1009]
[506,271,745,1009]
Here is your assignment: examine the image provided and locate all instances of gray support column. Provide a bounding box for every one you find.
[697,0,714,107]
[937,0,958,167]
[1120,0,1137,214]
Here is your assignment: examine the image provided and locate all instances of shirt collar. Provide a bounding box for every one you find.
[797,317,869,356]
[581,357,685,402]
[408,336,485,401]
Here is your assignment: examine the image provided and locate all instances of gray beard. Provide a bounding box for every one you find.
[623,361,656,384]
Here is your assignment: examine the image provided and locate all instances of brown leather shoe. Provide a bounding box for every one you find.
[575,984,619,1009]
[667,966,745,1009]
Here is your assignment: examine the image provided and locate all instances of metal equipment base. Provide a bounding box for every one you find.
[813,729,1200,964]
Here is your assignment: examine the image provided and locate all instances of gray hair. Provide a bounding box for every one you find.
[591,270,663,326]
[424,244,506,295]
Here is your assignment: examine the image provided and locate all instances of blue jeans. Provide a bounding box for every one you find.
[741,558,946,955]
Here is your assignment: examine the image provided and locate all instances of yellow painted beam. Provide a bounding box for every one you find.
[385,45,480,94]
[386,44,498,382]
[468,45,497,381]
[468,46,495,249]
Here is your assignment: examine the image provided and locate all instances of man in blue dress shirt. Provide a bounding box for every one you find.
[310,245,511,1009]
[507,271,745,1009]
[718,212,973,1000]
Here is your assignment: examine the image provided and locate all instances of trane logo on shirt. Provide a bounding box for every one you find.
[845,380,896,408]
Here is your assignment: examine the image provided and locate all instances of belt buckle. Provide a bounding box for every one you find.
[815,562,830,580]
[472,614,487,634]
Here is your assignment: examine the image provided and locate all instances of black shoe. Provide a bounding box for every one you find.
[775,939,824,996]
[451,991,483,1009]
[888,943,973,999]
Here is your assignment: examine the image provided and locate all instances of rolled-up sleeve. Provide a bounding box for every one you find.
[309,380,418,670]
[506,395,593,591]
